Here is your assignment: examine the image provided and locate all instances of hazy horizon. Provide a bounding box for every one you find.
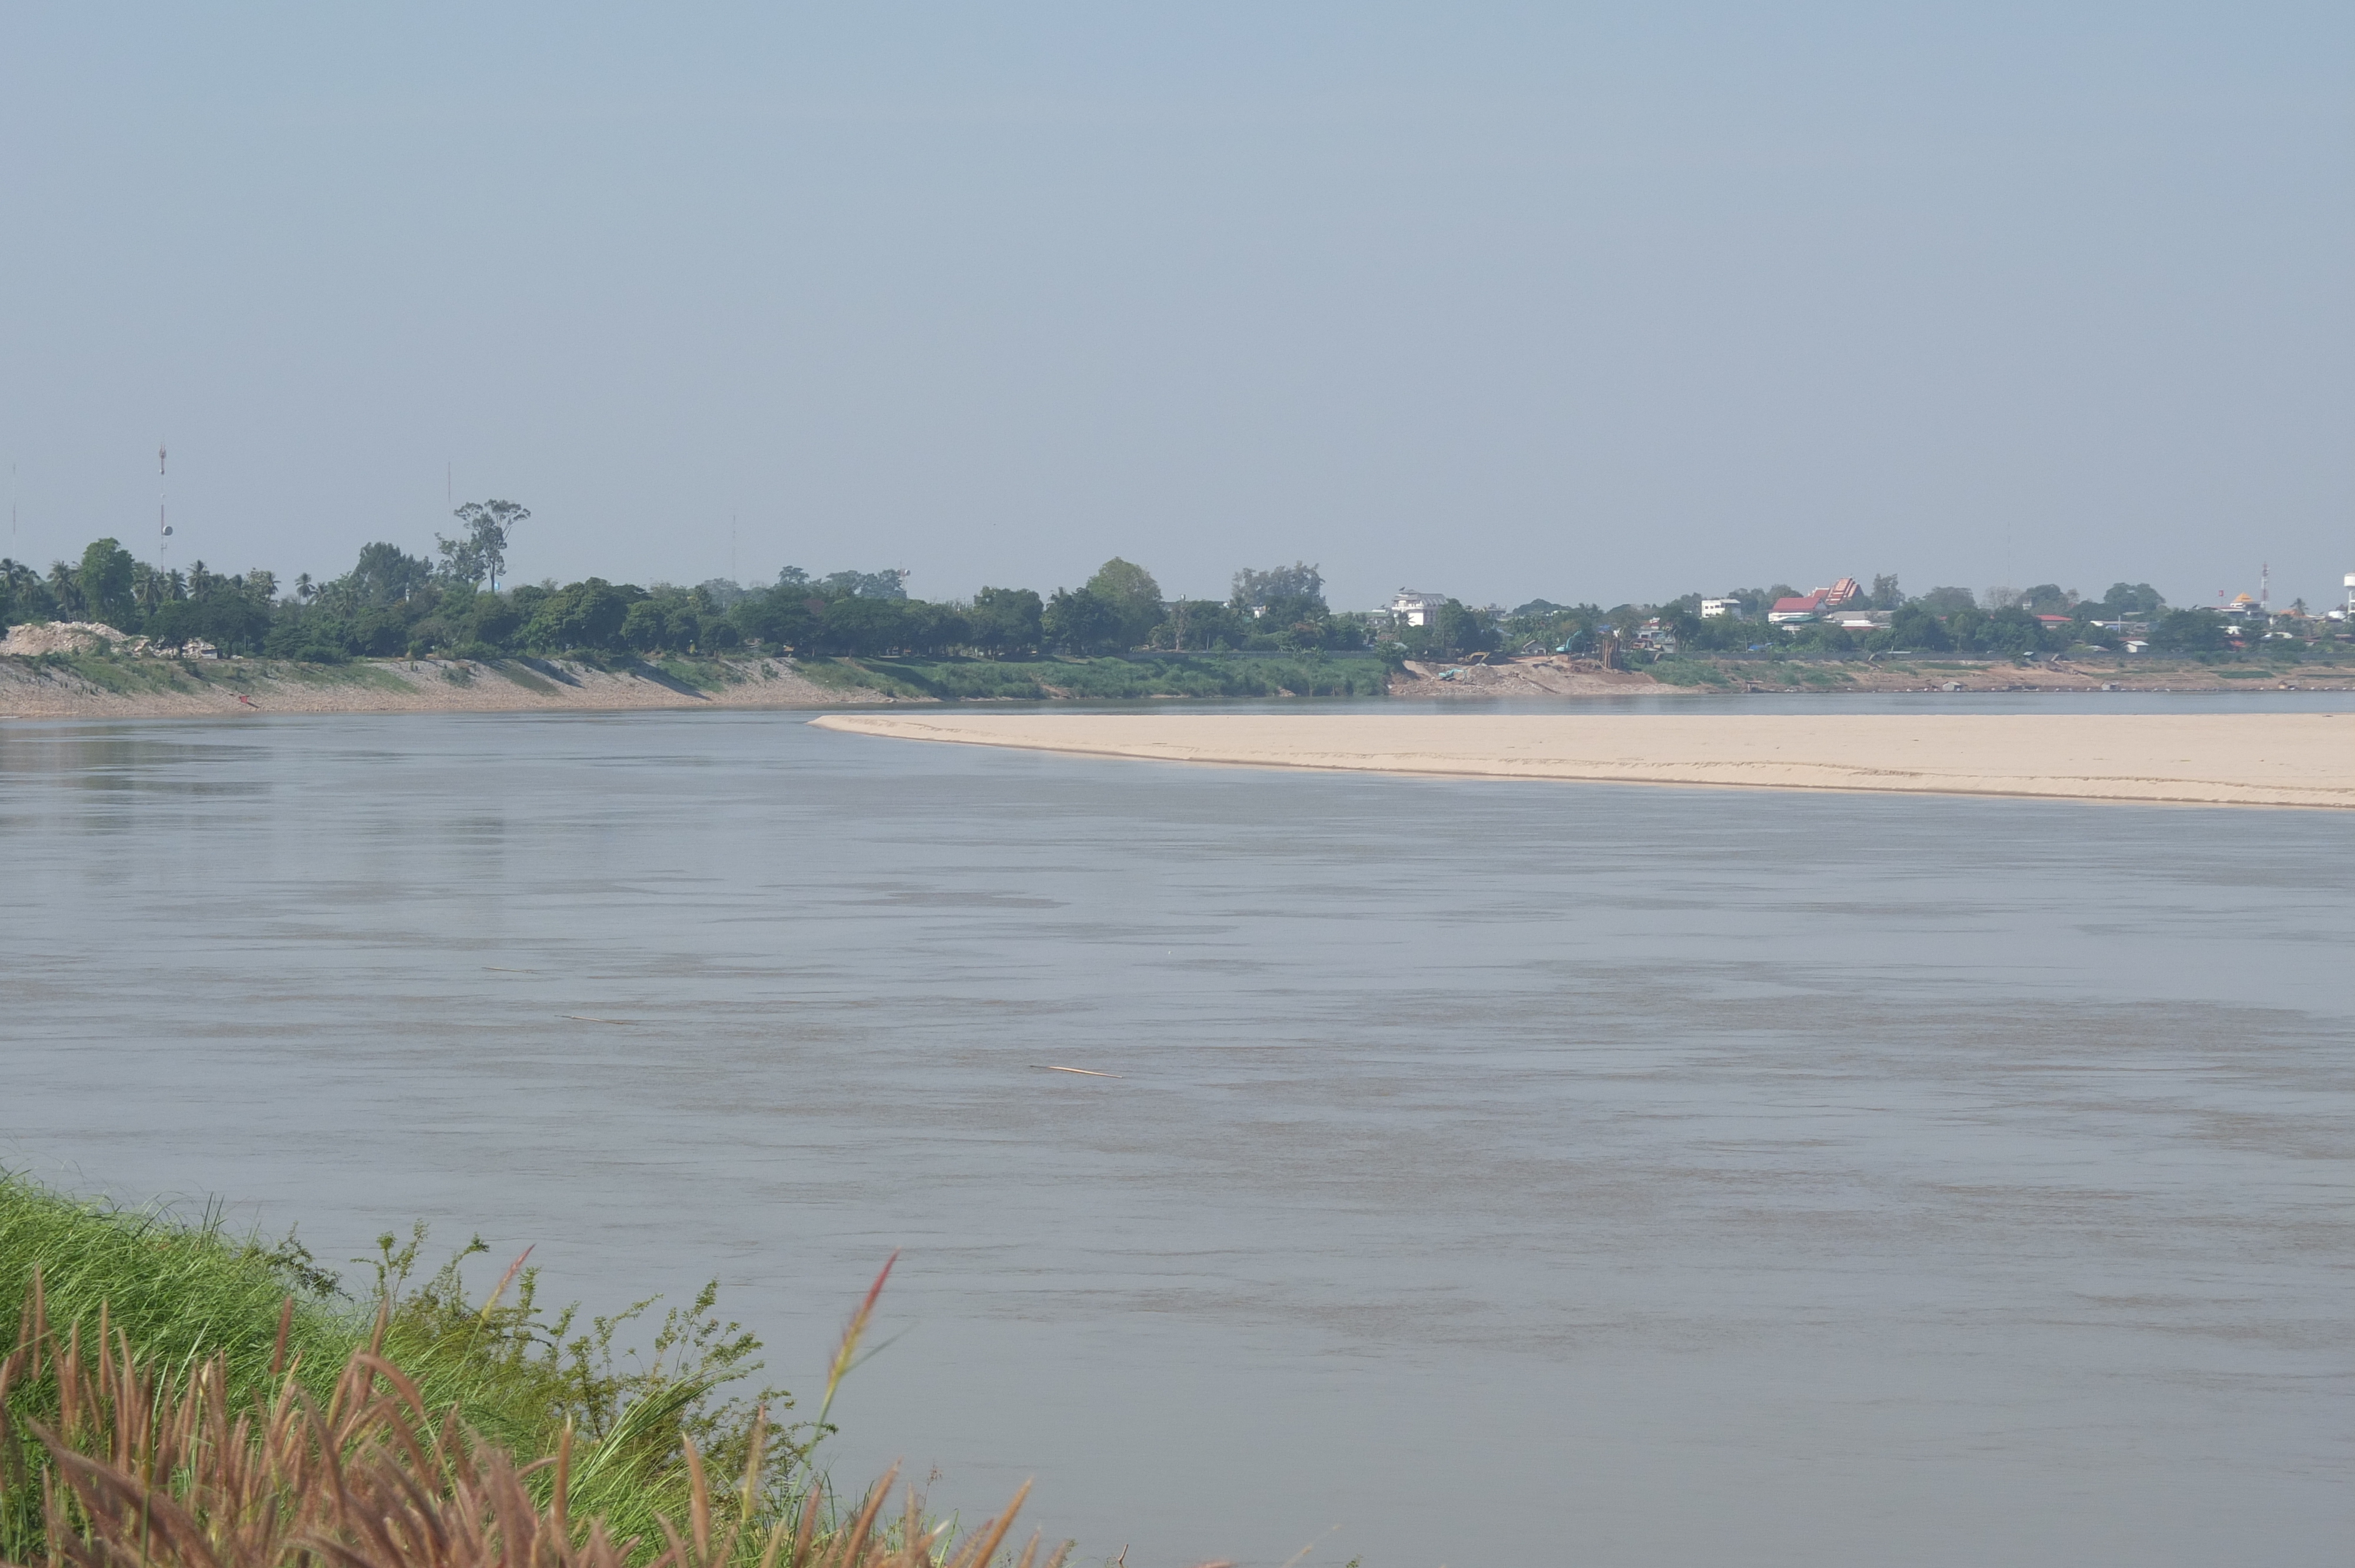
[3,5,2349,612]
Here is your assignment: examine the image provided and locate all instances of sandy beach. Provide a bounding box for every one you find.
[810,710,2355,809]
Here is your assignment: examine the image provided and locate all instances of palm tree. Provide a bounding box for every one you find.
[47,562,85,619]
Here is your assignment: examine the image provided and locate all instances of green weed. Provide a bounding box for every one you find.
[0,1176,832,1566]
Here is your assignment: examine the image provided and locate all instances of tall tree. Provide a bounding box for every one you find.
[1428,598,1496,655]
[821,569,909,600]
[349,543,434,605]
[967,587,1043,657]
[523,577,636,652]
[820,595,907,655]
[438,500,530,591]
[0,557,50,628]
[1084,557,1163,648]
[77,539,137,626]
[2098,582,2166,616]
[47,562,86,619]
[1230,562,1324,614]
[1043,587,1123,654]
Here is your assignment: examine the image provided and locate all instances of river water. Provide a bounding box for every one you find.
[2,697,2350,1566]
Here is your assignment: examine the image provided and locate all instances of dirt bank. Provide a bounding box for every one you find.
[0,652,904,720]
[1388,652,2355,697]
[1391,656,1667,696]
[810,710,2355,810]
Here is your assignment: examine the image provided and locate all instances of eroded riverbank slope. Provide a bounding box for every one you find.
[0,652,898,718]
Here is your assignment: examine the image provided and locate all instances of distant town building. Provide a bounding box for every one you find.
[1389,590,1444,627]
[1700,599,1744,619]
[1769,577,1863,626]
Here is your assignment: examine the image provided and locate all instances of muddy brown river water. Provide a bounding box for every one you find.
[4,696,2350,1566]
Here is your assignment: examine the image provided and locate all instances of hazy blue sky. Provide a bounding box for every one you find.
[2,4,2349,610]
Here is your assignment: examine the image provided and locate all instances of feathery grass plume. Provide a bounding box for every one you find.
[811,1254,897,1449]
[0,1176,819,1560]
[0,1274,1064,1568]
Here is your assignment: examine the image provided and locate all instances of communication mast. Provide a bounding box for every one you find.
[158,443,173,561]
[2260,562,2270,617]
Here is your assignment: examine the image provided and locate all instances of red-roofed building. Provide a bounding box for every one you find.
[1769,593,1826,624]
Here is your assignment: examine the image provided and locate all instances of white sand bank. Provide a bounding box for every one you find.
[809,711,2355,809]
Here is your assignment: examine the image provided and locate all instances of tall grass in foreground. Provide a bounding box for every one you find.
[0,1278,1058,1568]
[0,1177,1056,1568]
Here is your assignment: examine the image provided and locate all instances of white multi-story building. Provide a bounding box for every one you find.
[1390,590,1445,627]
[1700,599,1743,619]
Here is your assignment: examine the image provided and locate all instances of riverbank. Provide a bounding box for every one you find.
[9,645,2346,720]
[810,710,2355,809]
[807,650,1390,702]
[1394,650,2355,697]
[0,650,899,718]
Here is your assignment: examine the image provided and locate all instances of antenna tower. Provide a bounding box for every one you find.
[158,443,171,561]
[2260,562,2270,617]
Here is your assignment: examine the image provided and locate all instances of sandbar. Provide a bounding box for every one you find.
[809,711,2355,809]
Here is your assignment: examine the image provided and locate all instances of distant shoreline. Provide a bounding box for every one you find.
[4,646,2347,722]
[1389,652,2355,699]
[810,710,2355,810]
[0,652,900,720]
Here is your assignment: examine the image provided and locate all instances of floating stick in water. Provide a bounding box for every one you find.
[561,1014,633,1025]
[1029,1064,1120,1078]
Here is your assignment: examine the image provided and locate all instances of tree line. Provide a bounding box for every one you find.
[1491,577,2286,660]
[0,510,1379,663]
[1,510,2302,665]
